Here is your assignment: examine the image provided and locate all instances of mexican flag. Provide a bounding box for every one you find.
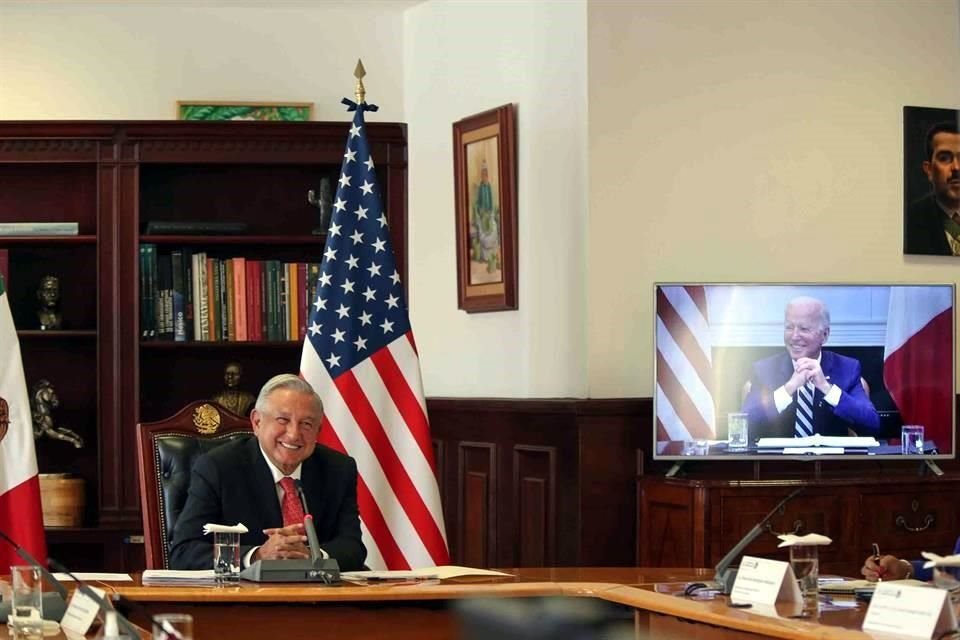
[0,275,47,569]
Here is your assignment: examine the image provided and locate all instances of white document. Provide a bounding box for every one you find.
[863,582,956,639]
[757,435,879,448]
[141,569,216,585]
[52,572,133,582]
[60,585,104,636]
[341,565,512,582]
[730,555,801,606]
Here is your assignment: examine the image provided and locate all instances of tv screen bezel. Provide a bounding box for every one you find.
[652,282,956,462]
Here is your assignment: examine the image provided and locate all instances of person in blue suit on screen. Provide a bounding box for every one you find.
[741,296,880,439]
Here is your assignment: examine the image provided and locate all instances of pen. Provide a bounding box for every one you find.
[872,542,886,581]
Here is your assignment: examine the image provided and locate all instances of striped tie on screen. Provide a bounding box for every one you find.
[794,382,814,438]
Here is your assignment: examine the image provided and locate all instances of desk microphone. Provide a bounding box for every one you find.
[46,558,142,640]
[713,486,804,594]
[295,480,323,564]
[0,527,68,622]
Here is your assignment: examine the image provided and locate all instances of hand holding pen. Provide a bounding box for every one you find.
[872,543,886,581]
[862,544,912,582]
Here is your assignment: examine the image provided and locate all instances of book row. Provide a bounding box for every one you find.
[140,244,320,343]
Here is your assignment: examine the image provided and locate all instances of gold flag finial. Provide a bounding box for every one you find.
[354,59,367,104]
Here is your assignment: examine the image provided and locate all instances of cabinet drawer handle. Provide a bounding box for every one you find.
[895,514,934,533]
[765,520,804,537]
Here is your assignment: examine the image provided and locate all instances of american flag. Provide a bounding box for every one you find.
[300,100,449,569]
[655,285,717,441]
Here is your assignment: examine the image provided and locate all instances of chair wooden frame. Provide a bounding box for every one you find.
[136,401,251,569]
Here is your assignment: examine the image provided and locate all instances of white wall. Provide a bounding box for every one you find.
[0,1,409,121]
[404,0,588,397]
[588,0,960,397]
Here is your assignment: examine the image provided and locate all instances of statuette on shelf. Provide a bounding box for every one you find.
[307,176,334,235]
[31,379,84,449]
[36,274,62,330]
[211,361,256,417]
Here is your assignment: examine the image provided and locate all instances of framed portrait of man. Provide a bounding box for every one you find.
[903,105,960,256]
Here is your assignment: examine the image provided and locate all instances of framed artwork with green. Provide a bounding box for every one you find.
[177,101,313,121]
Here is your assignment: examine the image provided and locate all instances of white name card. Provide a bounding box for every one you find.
[60,585,105,636]
[863,582,957,639]
[730,555,801,605]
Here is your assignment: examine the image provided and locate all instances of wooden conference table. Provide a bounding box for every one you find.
[81,567,879,640]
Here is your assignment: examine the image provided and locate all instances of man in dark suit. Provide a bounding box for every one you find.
[741,297,880,439]
[904,121,960,256]
[168,374,366,571]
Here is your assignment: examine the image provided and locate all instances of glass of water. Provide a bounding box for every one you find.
[901,425,924,455]
[153,613,194,640]
[10,565,43,640]
[727,412,749,450]
[213,530,241,584]
[789,545,819,612]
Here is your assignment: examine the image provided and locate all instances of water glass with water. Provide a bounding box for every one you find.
[901,425,925,455]
[10,565,43,640]
[153,613,194,640]
[789,545,818,611]
[213,530,241,583]
[727,412,749,450]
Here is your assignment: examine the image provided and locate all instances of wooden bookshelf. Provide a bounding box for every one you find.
[0,121,408,570]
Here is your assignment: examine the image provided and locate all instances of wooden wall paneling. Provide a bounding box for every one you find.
[512,445,556,567]
[457,441,497,568]
[640,480,700,567]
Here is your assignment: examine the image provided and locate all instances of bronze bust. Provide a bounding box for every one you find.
[37,275,62,330]
[212,362,255,417]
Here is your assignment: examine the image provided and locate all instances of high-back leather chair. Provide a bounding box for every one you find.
[137,401,252,569]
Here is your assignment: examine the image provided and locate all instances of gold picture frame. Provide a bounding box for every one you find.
[176,101,313,121]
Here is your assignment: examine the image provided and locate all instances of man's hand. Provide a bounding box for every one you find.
[794,357,831,394]
[254,523,310,561]
[862,554,912,582]
[783,367,809,396]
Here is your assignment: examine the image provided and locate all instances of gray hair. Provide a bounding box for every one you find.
[787,296,830,330]
[254,374,323,414]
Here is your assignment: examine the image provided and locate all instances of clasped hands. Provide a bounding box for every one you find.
[784,357,831,396]
[253,522,310,561]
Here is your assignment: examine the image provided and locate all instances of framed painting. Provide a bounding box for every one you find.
[176,101,313,121]
[453,103,518,313]
[903,105,960,256]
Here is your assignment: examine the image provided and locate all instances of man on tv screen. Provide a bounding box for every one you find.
[741,296,880,439]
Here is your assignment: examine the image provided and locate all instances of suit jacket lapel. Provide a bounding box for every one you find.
[299,452,322,518]
[245,438,282,527]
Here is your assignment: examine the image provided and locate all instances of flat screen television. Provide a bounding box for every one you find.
[653,283,955,461]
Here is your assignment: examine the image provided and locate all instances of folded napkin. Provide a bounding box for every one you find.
[921,551,960,569]
[202,523,249,535]
[777,533,832,547]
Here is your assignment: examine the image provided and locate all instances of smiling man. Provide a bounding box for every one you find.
[905,121,960,256]
[741,297,880,439]
[168,374,366,571]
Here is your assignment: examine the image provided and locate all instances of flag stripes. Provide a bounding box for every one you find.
[655,285,716,440]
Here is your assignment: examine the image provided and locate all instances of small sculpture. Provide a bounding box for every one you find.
[36,275,62,330]
[31,379,84,449]
[211,362,256,417]
[307,177,334,235]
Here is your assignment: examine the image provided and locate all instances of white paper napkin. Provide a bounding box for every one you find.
[776,533,832,547]
[921,552,960,569]
[202,522,248,535]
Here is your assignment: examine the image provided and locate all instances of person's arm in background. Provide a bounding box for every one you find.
[826,361,880,435]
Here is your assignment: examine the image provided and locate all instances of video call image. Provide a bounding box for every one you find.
[654,284,955,459]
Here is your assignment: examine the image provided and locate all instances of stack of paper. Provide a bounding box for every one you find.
[141,569,217,586]
[757,435,879,448]
[341,566,512,583]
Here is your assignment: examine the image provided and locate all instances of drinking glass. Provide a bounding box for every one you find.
[213,530,241,583]
[901,425,925,456]
[153,613,194,640]
[789,545,819,612]
[727,412,749,450]
[9,565,43,640]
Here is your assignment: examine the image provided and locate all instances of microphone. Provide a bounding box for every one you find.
[0,527,68,623]
[294,480,322,563]
[47,558,141,639]
[713,486,804,594]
